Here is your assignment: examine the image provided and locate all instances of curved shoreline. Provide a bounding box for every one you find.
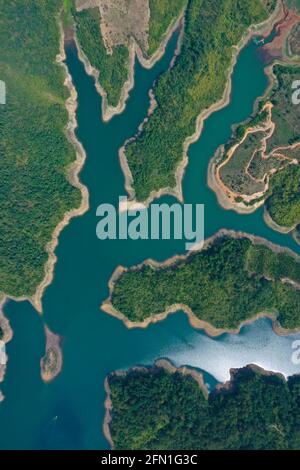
[119,2,284,207]
[1,20,89,314]
[101,228,300,338]
[118,18,186,207]
[208,103,277,215]
[103,358,208,449]
[208,7,300,231]
[263,206,297,234]
[74,5,186,123]
[103,359,290,449]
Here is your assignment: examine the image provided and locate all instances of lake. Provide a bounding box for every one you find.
[0,32,300,449]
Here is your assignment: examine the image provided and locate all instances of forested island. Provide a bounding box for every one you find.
[105,361,300,450]
[0,1,87,310]
[103,231,300,333]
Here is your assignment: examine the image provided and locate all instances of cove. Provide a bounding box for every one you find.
[1,33,300,450]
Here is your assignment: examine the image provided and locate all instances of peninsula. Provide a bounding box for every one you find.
[209,63,300,230]
[0,1,88,312]
[209,1,300,236]
[119,0,280,204]
[72,0,187,121]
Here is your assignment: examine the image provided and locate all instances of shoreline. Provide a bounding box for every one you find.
[119,2,284,207]
[118,18,186,207]
[40,325,63,383]
[208,63,300,227]
[1,19,89,314]
[103,358,290,449]
[103,358,208,449]
[0,299,13,402]
[263,206,296,234]
[74,4,186,123]
[101,228,300,338]
[208,102,276,212]
[208,5,300,231]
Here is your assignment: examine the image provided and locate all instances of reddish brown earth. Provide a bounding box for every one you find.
[262,2,300,61]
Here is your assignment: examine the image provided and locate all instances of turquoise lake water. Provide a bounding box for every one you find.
[0,32,300,449]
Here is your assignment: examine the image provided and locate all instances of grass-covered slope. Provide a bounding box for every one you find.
[73,6,130,108]
[108,364,300,450]
[0,0,81,298]
[110,235,300,330]
[124,0,274,201]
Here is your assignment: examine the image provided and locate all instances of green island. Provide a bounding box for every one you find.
[72,0,186,112]
[211,61,300,231]
[0,0,83,304]
[105,232,300,331]
[122,0,277,202]
[106,362,300,450]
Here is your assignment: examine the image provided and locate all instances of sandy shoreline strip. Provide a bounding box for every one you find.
[103,358,290,449]
[119,2,284,207]
[1,19,89,314]
[102,228,300,338]
[0,299,13,402]
[40,325,63,383]
[74,3,186,123]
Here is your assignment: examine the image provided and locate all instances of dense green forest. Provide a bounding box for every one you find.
[266,165,300,228]
[73,6,130,108]
[0,0,81,298]
[111,235,300,330]
[147,0,187,57]
[108,365,300,450]
[124,0,274,201]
